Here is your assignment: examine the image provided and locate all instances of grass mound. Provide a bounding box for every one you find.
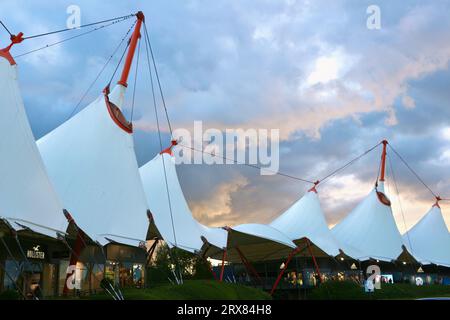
[82,280,271,300]
[308,280,450,300]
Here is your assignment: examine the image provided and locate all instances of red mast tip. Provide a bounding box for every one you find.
[117,13,144,87]
[308,180,320,193]
[379,140,388,182]
[433,196,442,208]
[135,11,145,21]
[0,32,24,65]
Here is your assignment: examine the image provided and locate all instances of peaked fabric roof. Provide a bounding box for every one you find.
[139,152,297,262]
[403,205,450,267]
[139,153,228,253]
[205,223,296,263]
[331,183,407,262]
[270,189,342,257]
[37,84,149,244]
[0,56,67,238]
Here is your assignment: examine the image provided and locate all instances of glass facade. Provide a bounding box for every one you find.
[2,260,55,298]
[105,261,144,288]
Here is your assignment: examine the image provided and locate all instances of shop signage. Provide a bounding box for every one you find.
[26,245,45,259]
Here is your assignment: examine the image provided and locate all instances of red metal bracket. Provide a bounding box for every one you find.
[0,32,24,65]
[160,140,178,156]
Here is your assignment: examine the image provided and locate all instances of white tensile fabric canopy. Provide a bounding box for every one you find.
[331,182,408,262]
[403,205,450,267]
[139,152,297,262]
[37,84,149,245]
[270,188,358,258]
[220,223,297,263]
[0,56,67,238]
[139,152,228,253]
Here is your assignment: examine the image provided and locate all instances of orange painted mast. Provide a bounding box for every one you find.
[117,11,145,87]
[379,140,388,182]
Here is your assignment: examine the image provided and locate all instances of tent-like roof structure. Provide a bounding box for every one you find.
[403,203,450,267]
[139,151,297,263]
[218,223,297,263]
[37,84,149,245]
[37,14,149,246]
[270,186,351,258]
[139,152,228,253]
[0,43,67,238]
[331,182,408,262]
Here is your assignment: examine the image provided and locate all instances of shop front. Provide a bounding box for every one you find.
[0,224,70,298]
[104,242,146,288]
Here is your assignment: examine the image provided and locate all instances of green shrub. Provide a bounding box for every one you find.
[308,280,367,300]
[0,289,21,300]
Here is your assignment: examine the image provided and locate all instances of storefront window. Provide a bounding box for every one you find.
[105,261,144,288]
[58,260,69,294]
[4,260,43,299]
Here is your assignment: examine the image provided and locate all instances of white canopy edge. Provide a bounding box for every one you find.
[231,223,297,249]
[0,57,67,238]
[139,153,228,254]
[270,190,342,257]
[37,84,149,242]
[403,205,450,267]
[96,233,146,248]
[332,182,406,262]
[2,217,67,239]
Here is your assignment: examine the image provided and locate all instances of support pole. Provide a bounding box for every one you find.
[379,140,388,182]
[207,261,219,281]
[117,11,145,87]
[146,239,159,267]
[219,250,227,282]
[306,238,322,284]
[270,247,302,295]
[62,211,88,295]
[235,246,262,284]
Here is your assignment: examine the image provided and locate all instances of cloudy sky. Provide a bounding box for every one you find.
[2,0,450,232]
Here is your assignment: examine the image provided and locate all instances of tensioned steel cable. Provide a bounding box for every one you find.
[0,235,38,299]
[107,38,131,86]
[178,143,316,184]
[387,144,439,199]
[143,25,178,248]
[64,213,125,300]
[130,36,141,123]
[318,142,383,187]
[14,18,130,59]
[66,20,135,121]
[387,153,415,258]
[143,21,172,135]
[23,14,135,40]
[13,232,44,300]
[0,261,27,300]
[141,20,388,187]
[59,232,121,300]
[0,20,12,36]
[143,24,182,281]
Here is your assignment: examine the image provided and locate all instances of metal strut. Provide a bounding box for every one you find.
[270,238,321,296]
[146,239,159,267]
[270,246,303,295]
[220,249,227,282]
[235,246,262,284]
[306,238,322,283]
